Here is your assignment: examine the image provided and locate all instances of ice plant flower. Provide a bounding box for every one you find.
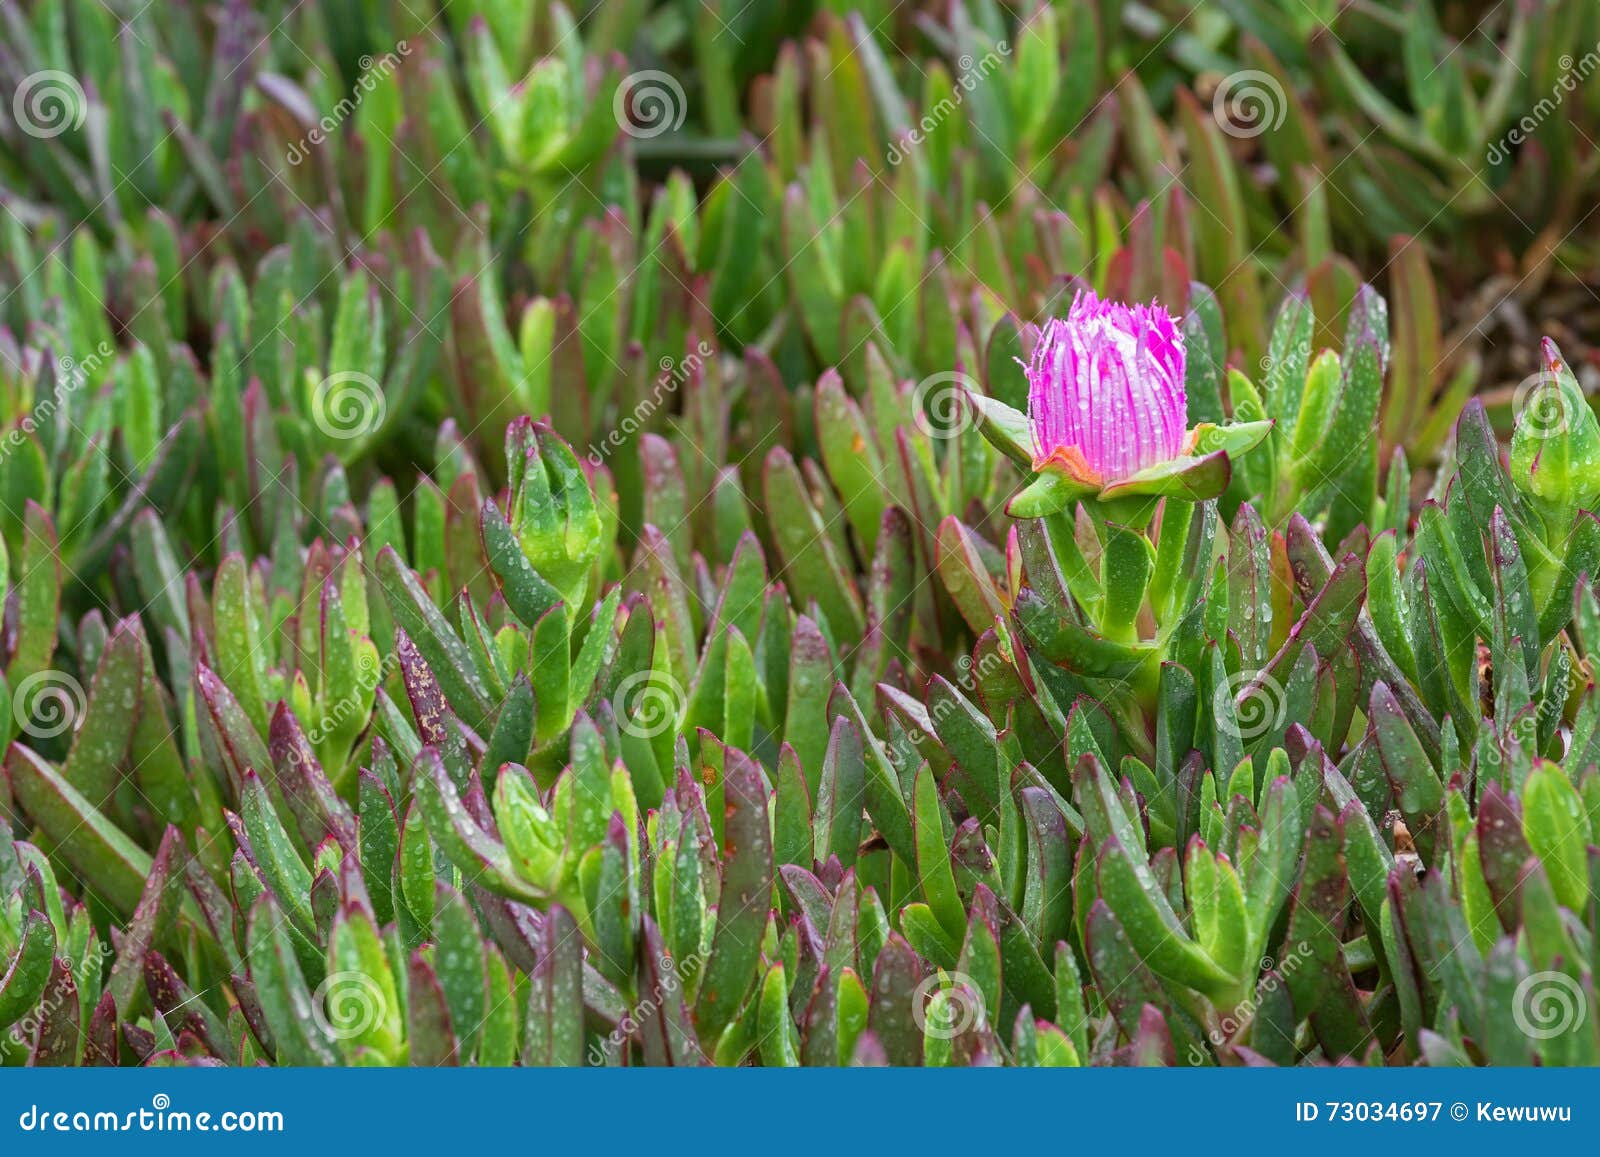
[1026,290,1188,486]
[965,290,1271,520]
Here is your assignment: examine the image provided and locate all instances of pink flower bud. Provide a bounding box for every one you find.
[1025,290,1188,485]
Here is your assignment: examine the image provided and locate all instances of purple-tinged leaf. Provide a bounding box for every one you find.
[5,743,152,916]
[694,746,774,1044]
[268,703,358,851]
[106,825,187,1015]
[865,934,922,1066]
[27,956,80,1066]
[407,950,459,1066]
[84,990,117,1066]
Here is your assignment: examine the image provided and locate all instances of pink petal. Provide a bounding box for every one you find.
[1025,290,1188,484]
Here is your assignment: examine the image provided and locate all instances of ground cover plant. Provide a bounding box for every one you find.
[1,0,1599,1067]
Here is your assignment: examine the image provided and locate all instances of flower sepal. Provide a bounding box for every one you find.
[997,427,1271,518]
[1097,449,1230,502]
[1084,418,1274,508]
[1005,464,1099,519]
[964,389,1034,469]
